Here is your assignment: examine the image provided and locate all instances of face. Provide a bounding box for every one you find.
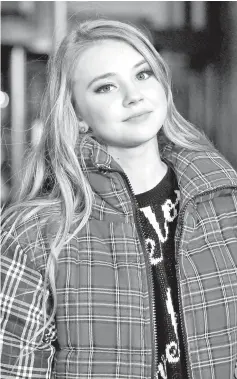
[72,39,168,148]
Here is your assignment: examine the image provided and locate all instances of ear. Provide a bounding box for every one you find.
[73,100,89,133]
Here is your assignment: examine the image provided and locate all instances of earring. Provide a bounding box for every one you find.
[79,126,87,133]
[79,122,88,133]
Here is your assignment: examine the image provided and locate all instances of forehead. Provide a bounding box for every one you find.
[73,39,147,82]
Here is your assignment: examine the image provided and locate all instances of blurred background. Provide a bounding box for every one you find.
[1,1,237,206]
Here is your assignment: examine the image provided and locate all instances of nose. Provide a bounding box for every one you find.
[122,82,144,107]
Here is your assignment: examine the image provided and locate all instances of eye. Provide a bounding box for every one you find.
[137,69,153,81]
[95,84,115,94]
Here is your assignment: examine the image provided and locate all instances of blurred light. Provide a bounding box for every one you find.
[0,91,9,108]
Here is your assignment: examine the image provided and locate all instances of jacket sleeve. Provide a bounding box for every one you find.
[1,231,56,379]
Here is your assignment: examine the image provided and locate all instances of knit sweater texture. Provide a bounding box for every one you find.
[135,165,185,379]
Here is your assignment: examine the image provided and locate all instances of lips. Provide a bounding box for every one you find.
[124,110,151,121]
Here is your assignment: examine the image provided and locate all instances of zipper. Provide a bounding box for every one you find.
[98,166,158,378]
[119,171,158,379]
[175,184,237,379]
[174,198,192,379]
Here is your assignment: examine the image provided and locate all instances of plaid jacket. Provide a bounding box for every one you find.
[1,137,237,379]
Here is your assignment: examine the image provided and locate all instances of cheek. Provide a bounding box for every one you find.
[72,90,106,124]
[84,102,112,128]
[88,97,120,122]
[150,85,167,104]
[149,86,168,121]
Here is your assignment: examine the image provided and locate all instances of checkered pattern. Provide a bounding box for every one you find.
[1,137,237,379]
[162,144,237,379]
[1,233,56,379]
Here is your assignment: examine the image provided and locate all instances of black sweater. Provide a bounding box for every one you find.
[135,165,186,379]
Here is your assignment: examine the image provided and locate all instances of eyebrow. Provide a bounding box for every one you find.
[87,59,148,88]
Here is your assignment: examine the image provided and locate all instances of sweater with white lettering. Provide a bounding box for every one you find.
[135,165,186,379]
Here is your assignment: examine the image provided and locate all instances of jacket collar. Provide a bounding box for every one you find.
[78,134,125,172]
[161,142,237,207]
[78,135,237,207]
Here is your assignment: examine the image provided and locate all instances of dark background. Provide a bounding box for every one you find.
[1,1,237,205]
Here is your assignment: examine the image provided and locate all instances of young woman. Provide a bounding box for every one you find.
[1,19,237,379]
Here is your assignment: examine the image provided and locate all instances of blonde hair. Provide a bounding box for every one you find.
[2,18,212,357]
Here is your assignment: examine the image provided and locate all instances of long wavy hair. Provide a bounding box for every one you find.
[2,18,212,354]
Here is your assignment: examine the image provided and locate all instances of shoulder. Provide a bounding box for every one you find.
[163,142,237,175]
[161,142,237,211]
[162,143,237,189]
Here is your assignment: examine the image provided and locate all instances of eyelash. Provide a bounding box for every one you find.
[95,69,153,94]
[137,69,153,80]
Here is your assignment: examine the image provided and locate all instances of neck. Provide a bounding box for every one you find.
[107,138,167,194]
